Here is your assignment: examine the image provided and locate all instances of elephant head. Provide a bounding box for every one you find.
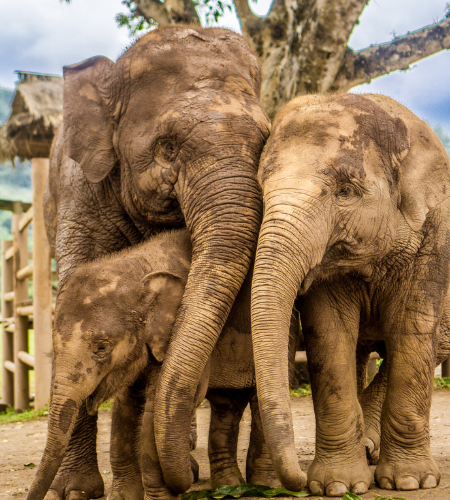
[27,241,191,500]
[57,26,270,492]
[251,93,450,489]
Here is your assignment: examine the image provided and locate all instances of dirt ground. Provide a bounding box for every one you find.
[1,392,450,500]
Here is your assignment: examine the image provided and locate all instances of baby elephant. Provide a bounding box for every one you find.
[28,229,294,500]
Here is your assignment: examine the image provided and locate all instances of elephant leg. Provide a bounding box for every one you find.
[207,388,248,489]
[375,331,440,491]
[300,285,372,497]
[108,380,146,500]
[245,390,281,487]
[44,405,103,500]
[359,357,388,465]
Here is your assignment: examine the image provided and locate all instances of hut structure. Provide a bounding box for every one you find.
[0,71,62,411]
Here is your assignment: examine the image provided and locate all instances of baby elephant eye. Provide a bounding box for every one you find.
[94,342,111,357]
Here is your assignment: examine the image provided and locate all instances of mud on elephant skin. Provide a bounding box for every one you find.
[28,229,295,500]
[43,25,270,500]
[251,93,450,496]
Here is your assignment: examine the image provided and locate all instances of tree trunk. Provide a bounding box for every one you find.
[136,0,450,119]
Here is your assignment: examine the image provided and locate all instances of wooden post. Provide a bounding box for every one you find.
[442,358,450,378]
[32,158,52,409]
[1,240,14,406]
[13,201,30,412]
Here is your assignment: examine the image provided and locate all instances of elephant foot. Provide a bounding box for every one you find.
[191,455,200,483]
[44,468,104,500]
[375,455,440,491]
[108,480,144,500]
[143,486,180,500]
[246,471,281,488]
[363,423,381,465]
[210,460,244,489]
[307,458,373,497]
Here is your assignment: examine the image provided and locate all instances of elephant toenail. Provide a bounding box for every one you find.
[421,474,438,489]
[352,481,368,495]
[377,476,394,489]
[308,480,324,495]
[326,482,347,497]
[396,475,420,490]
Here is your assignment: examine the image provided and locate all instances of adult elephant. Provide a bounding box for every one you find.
[251,94,450,496]
[38,26,269,500]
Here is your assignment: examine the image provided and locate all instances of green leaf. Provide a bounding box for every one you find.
[343,493,362,500]
[182,484,311,500]
[24,462,35,467]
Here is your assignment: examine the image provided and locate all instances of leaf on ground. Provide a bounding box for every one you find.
[343,493,362,500]
[182,484,311,500]
[23,462,35,467]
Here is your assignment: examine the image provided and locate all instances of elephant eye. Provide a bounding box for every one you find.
[94,342,111,357]
[335,183,358,200]
[155,139,178,163]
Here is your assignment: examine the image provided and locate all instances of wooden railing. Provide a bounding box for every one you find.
[1,158,53,411]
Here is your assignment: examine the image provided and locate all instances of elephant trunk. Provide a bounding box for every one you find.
[155,161,262,493]
[251,190,329,491]
[27,380,83,500]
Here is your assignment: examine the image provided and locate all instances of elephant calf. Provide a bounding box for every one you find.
[251,93,450,496]
[28,229,294,500]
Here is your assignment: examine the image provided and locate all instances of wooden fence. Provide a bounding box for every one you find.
[1,158,53,411]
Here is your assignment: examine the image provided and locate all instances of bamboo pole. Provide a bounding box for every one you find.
[32,158,52,410]
[13,201,30,412]
[1,240,14,406]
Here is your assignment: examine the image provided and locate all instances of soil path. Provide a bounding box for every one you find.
[1,391,449,499]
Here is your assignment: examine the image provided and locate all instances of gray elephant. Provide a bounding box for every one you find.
[250,94,450,496]
[28,229,296,500]
[43,25,270,499]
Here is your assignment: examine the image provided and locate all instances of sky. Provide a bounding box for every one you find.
[0,0,449,133]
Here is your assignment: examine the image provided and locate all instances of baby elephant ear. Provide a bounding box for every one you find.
[63,56,118,183]
[141,271,186,363]
[397,116,450,232]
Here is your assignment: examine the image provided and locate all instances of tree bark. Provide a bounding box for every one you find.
[134,0,450,118]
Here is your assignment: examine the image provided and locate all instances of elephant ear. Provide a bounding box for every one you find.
[63,56,118,183]
[141,271,186,363]
[396,116,450,232]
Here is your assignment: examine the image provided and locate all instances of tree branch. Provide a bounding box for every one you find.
[135,0,200,26]
[332,14,450,92]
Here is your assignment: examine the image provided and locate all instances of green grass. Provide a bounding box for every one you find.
[0,405,48,424]
[290,384,312,398]
[434,377,450,389]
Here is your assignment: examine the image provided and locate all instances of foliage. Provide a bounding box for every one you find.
[431,124,450,157]
[290,384,312,398]
[182,484,311,500]
[116,0,156,37]
[0,87,13,125]
[193,0,233,26]
[0,406,48,425]
[434,377,450,389]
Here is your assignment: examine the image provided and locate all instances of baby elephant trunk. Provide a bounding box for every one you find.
[27,386,82,500]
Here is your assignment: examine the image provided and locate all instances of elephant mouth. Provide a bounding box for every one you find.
[86,380,108,416]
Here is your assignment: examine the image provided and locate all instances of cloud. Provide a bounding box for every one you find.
[0,0,129,88]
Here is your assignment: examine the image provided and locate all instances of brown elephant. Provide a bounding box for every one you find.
[28,229,295,500]
[250,94,450,496]
[41,26,270,500]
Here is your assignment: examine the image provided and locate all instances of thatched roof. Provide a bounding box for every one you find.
[0,125,16,163]
[0,76,63,161]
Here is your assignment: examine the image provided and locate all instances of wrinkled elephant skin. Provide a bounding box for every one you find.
[251,93,450,496]
[38,26,270,500]
[28,230,292,500]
